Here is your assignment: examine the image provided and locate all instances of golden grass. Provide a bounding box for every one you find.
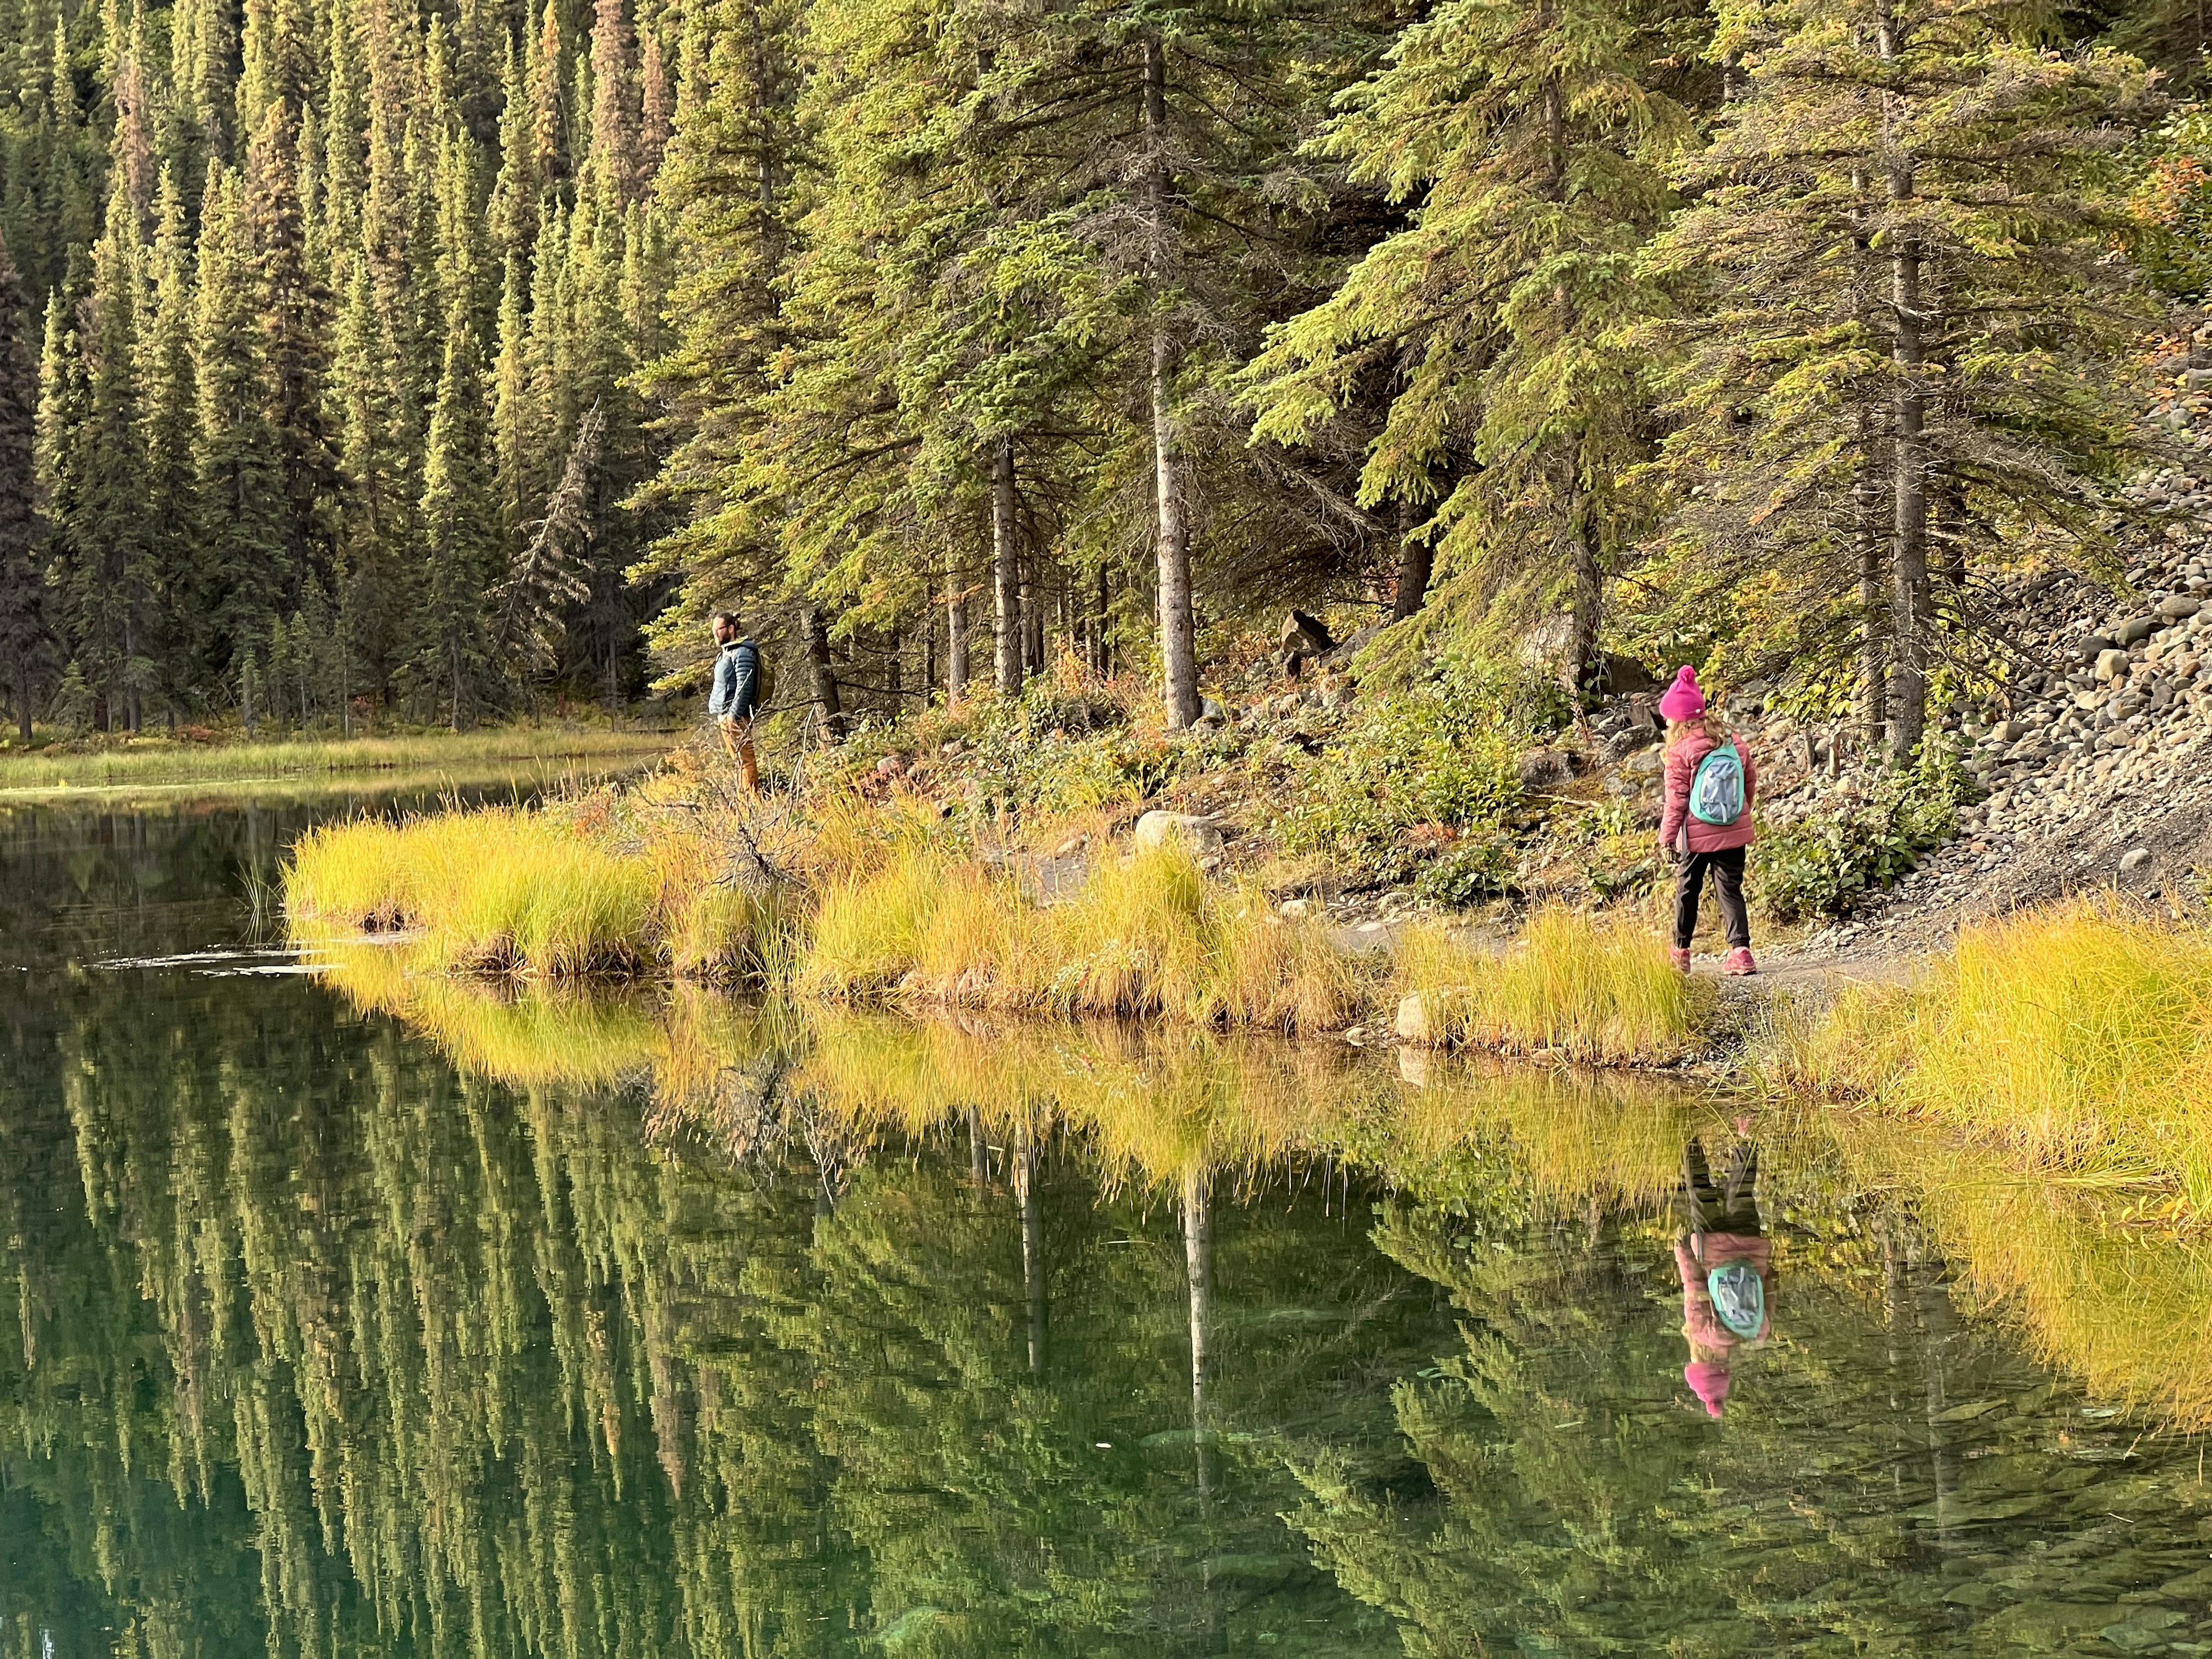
[793,842,1362,1032]
[1780,900,2212,1209]
[1395,909,1712,1064]
[0,725,669,797]
[287,804,786,979]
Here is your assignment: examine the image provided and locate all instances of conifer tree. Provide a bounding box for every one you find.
[1642,0,2160,755]
[1244,0,1692,697]
[245,103,337,601]
[191,164,288,693]
[0,227,48,740]
[138,169,198,700]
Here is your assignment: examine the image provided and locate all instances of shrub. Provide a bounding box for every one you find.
[1279,654,1556,882]
[1753,745,1962,921]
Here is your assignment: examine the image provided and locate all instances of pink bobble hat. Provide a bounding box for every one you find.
[1658,666,1707,723]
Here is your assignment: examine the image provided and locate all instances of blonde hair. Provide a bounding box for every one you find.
[1666,710,1728,751]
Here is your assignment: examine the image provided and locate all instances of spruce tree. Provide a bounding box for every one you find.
[1243,0,1694,696]
[191,163,288,695]
[1643,0,2160,755]
[138,169,199,707]
[245,102,338,603]
[0,226,48,741]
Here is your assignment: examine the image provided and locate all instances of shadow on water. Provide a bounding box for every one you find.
[10,801,2212,1657]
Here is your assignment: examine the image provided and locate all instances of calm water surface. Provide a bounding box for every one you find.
[5,800,2212,1657]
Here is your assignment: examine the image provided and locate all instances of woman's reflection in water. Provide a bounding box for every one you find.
[1675,1120,1774,1420]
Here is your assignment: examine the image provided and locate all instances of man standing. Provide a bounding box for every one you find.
[709,611,761,793]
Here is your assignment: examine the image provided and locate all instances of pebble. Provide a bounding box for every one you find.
[2120,847,2153,874]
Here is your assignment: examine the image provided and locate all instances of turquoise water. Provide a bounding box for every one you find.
[3,801,2211,1657]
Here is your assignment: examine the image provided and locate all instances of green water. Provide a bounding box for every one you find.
[5,802,2212,1658]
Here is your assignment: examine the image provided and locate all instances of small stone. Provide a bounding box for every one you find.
[2120,847,2153,874]
[1054,834,1089,858]
[1341,1024,1370,1046]
[2119,614,2161,646]
[2162,594,2203,620]
[1278,896,1313,919]
[2096,649,2130,682]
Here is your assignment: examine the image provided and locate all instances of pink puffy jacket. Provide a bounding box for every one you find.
[1659,730,1759,855]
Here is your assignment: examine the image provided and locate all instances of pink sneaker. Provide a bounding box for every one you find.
[1723,947,1758,976]
[1669,946,1691,973]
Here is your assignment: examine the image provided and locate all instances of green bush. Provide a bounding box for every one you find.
[1754,746,1963,921]
[1279,655,1562,883]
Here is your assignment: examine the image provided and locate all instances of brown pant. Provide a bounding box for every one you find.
[718,717,758,794]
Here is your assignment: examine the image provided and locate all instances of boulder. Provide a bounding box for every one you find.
[1131,811,1224,858]
[1586,653,1661,698]
[2120,847,2152,874]
[2162,594,2203,621]
[1395,990,1458,1045]
[1278,611,1335,678]
[2118,614,2161,647]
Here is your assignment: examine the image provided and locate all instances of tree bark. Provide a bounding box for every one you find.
[1016,1125,1046,1377]
[1142,32,1200,729]
[1181,1166,1212,1497]
[801,603,844,738]
[1880,0,1929,762]
[1850,163,1887,756]
[1566,482,1601,696]
[991,435,1023,696]
[946,566,969,706]
[1389,497,1432,622]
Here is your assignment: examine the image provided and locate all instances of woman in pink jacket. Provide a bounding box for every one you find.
[1656,666,1758,975]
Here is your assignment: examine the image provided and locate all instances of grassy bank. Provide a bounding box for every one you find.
[0,726,671,797]
[1773,902,2212,1214]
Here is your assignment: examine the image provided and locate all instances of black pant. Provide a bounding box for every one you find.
[1682,1138,1762,1236]
[1673,846,1749,950]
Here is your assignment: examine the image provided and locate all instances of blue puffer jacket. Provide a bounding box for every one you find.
[709,638,760,719]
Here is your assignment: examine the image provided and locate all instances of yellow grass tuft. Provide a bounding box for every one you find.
[1395,909,1711,1064]
[789,842,1362,1032]
[1782,900,2212,1209]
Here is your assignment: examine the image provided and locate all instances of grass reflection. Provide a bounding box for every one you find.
[310,960,2212,1437]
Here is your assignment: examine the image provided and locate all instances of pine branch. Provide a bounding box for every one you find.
[492,400,605,671]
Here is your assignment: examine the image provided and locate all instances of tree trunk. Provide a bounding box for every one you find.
[1390,498,1433,622]
[946,567,969,705]
[884,624,902,710]
[14,663,29,742]
[802,604,844,738]
[1143,32,1200,729]
[1016,1125,1046,1378]
[1566,482,1601,697]
[1181,1166,1211,1498]
[1850,161,1887,757]
[991,436,1023,696]
[1855,424,1889,756]
[1880,0,1929,762]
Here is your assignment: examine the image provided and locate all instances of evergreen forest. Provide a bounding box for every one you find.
[0,0,2205,740]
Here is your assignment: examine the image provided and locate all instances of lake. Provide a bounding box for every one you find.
[5,797,2212,1657]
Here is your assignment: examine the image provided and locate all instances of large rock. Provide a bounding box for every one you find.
[2118,614,2161,647]
[2162,594,2203,620]
[1278,611,1335,677]
[1396,990,1461,1046]
[1131,811,1224,858]
[2095,648,2130,682]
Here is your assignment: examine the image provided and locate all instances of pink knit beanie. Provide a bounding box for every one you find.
[1685,1361,1731,1419]
[1658,666,1707,723]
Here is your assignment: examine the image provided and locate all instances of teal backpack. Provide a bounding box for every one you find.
[1706,1261,1766,1339]
[1689,741,1747,827]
